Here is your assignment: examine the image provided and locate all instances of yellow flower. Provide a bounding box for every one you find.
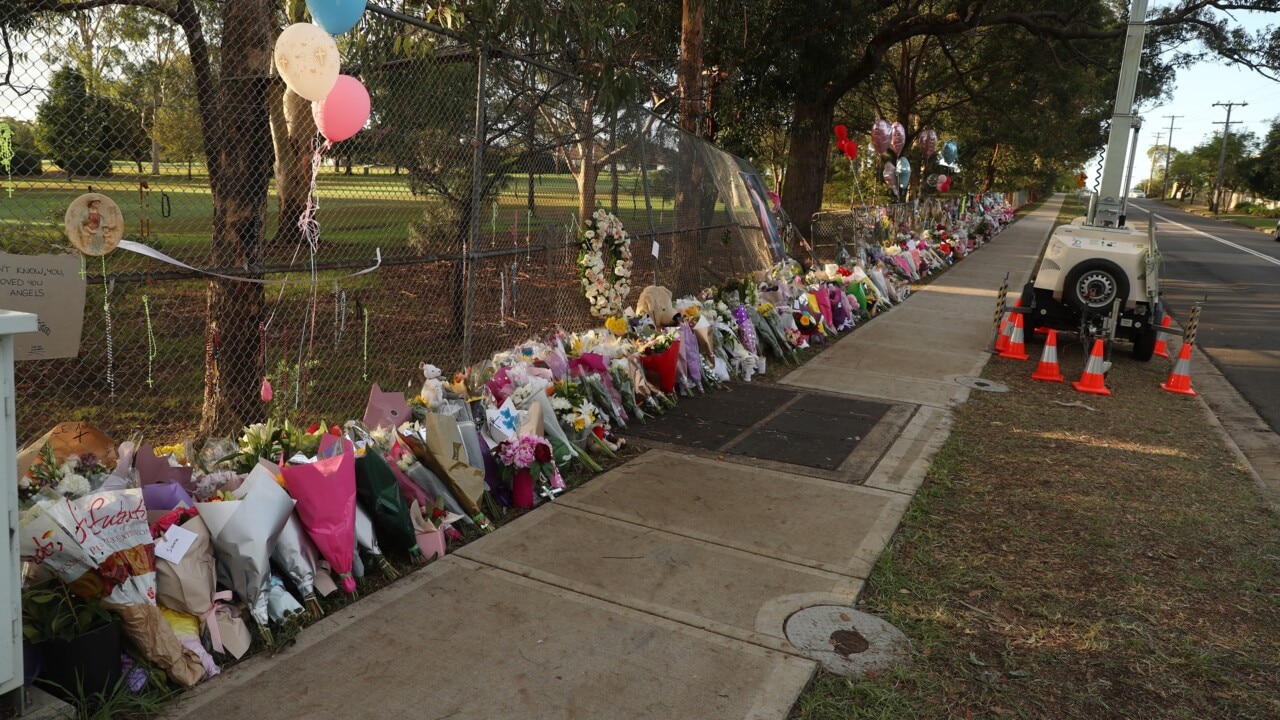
[574,418,587,432]
[757,302,774,316]
[153,443,187,464]
[682,306,701,319]
[605,316,628,337]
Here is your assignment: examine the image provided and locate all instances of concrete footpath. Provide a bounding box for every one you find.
[166,197,1062,720]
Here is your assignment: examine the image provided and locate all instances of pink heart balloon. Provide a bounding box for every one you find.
[871,120,892,155]
[890,122,906,156]
[936,174,949,191]
[883,161,899,196]
[919,128,938,161]
[312,74,371,143]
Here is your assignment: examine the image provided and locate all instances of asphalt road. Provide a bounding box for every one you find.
[1126,199,1280,433]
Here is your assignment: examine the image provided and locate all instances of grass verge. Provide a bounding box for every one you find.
[1158,199,1278,234]
[790,349,1280,720]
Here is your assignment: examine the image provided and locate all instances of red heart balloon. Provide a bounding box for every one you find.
[834,124,848,142]
[843,141,858,161]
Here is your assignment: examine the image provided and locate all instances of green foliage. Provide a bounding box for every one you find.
[57,152,114,178]
[35,66,147,176]
[21,584,114,644]
[8,147,43,176]
[1242,118,1280,201]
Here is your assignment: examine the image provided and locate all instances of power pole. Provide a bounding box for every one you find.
[1211,101,1247,214]
[1146,131,1163,196]
[1160,114,1181,200]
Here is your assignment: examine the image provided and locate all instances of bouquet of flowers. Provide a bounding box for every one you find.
[578,208,633,318]
[18,442,106,503]
[494,433,564,510]
[636,332,682,393]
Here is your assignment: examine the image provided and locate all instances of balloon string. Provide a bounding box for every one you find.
[142,295,156,389]
[101,255,115,400]
[298,136,330,256]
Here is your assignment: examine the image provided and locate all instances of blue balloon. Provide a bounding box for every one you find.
[897,157,912,189]
[307,0,366,35]
[942,140,959,165]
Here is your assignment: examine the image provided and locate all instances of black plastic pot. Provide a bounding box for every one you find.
[35,618,123,702]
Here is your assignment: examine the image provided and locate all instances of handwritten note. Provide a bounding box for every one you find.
[651,241,660,259]
[154,524,199,564]
[0,252,86,360]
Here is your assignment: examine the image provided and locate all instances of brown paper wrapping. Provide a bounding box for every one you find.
[155,516,216,617]
[18,422,118,482]
[415,413,488,518]
[106,603,206,689]
[693,325,715,361]
[627,357,655,400]
[519,399,545,437]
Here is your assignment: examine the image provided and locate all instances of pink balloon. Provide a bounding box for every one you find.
[890,122,906,156]
[871,120,892,155]
[919,128,938,161]
[883,161,899,196]
[313,75,370,143]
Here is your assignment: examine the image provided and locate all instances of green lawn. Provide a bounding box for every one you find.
[0,165,697,259]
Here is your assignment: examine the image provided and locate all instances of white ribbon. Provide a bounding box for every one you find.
[116,240,381,285]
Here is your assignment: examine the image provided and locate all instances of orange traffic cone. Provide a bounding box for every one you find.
[1153,315,1172,359]
[1071,339,1111,396]
[999,313,1029,361]
[1031,329,1065,382]
[1160,343,1197,396]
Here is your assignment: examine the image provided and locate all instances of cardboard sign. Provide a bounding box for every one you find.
[0,252,86,360]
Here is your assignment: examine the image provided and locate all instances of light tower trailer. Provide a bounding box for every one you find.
[1019,0,1165,360]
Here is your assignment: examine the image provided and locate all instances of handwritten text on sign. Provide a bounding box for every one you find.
[0,252,86,360]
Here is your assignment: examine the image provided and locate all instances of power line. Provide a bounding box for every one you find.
[1160,115,1181,200]
[1210,101,1247,214]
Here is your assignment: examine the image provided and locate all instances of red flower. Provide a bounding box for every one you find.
[431,507,446,519]
[307,423,321,434]
[329,425,342,436]
[533,442,552,464]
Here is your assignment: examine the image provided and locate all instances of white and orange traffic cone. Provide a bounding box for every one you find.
[1160,343,1197,396]
[1031,329,1065,383]
[1071,339,1111,396]
[999,313,1029,361]
[1153,315,1172,359]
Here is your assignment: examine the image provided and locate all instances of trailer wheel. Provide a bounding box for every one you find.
[1065,259,1130,313]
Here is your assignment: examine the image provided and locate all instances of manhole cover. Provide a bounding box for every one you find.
[784,606,909,676]
[955,376,1009,392]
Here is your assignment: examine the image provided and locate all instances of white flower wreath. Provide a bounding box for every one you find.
[578,208,633,318]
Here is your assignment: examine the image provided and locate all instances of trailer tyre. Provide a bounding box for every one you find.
[1065,259,1130,313]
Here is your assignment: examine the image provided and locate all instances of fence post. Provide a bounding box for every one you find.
[635,109,658,285]
[463,48,488,368]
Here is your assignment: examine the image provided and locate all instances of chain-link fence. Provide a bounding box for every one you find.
[809,191,1031,264]
[1,7,797,445]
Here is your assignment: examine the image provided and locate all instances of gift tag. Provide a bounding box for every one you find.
[651,241,660,259]
[154,524,198,564]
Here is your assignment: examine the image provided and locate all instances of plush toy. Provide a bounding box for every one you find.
[636,285,677,326]
[419,364,445,408]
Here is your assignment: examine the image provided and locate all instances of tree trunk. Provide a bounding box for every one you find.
[670,0,705,290]
[577,155,600,228]
[982,144,1000,193]
[197,0,274,439]
[780,98,836,243]
[270,85,316,248]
